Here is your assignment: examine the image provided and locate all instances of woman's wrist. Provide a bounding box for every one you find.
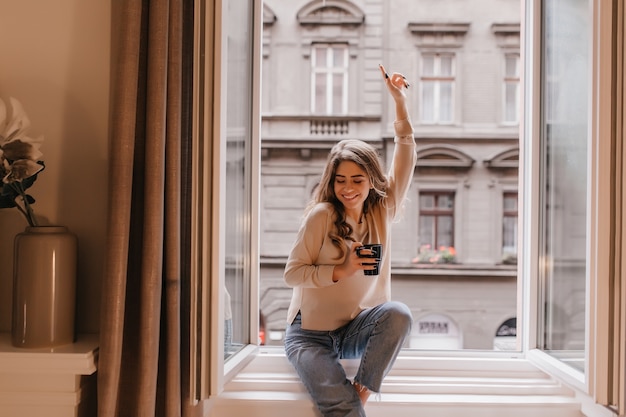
[393,117,414,137]
[395,102,409,121]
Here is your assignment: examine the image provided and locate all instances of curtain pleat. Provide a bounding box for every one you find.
[162,0,183,414]
[98,0,184,415]
[98,0,142,414]
[136,0,168,413]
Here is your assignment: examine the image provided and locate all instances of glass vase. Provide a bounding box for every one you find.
[11,226,78,348]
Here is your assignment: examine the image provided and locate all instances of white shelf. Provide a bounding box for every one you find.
[0,333,99,417]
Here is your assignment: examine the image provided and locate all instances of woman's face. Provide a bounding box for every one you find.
[333,160,371,216]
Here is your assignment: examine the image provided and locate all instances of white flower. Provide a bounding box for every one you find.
[0,97,45,227]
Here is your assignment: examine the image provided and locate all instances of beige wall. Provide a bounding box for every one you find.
[0,1,111,334]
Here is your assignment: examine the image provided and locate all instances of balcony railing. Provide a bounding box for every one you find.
[261,115,382,148]
[310,118,349,135]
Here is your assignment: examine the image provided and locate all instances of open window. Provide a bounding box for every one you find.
[191,1,624,415]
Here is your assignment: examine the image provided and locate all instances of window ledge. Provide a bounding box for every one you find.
[393,264,517,277]
[210,347,599,417]
[526,350,617,417]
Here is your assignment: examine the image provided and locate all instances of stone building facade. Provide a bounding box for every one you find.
[258,0,521,350]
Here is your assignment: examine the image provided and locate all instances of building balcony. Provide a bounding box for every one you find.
[261,114,383,153]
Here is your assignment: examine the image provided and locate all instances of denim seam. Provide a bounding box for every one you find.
[349,320,378,392]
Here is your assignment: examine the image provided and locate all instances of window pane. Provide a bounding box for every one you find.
[224,0,254,360]
[503,217,517,257]
[503,218,517,246]
[422,55,435,75]
[421,82,435,122]
[314,46,326,67]
[419,216,435,246]
[439,82,453,122]
[332,47,344,67]
[440,55,453,76]
[539,0,589,372]
[544,48,560,122]
[503,194,517,211]
[420,194,435,209]
[504,83,518,122]
[505,55,518,77]
[437,216,453,247]
[437,194,453,209]
[332,73,344,114]
[504,54,520,124]
[503,193,518,263]
[314,73,326,114]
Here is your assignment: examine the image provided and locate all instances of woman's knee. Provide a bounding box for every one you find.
[383,301,413,335]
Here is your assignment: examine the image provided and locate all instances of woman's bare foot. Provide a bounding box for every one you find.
[353,381,371,405]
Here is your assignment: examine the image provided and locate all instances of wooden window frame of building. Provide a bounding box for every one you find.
[418,190,456,250]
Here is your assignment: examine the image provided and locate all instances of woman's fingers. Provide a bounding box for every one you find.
[380,64,410,99]
[379,64,388,79]
[390,72,409,89]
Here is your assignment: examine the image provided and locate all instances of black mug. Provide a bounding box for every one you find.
[356,244,382,276]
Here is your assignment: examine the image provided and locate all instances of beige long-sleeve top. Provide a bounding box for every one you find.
[283,118,416,331]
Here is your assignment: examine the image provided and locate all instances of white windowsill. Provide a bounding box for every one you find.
[215,346,617,417]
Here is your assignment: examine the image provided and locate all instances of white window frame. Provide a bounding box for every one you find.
[195,1,622,416]
[420,52,456,124]
[191,0,262,400]
[310,43,349,115]
[503,53,521,125]
[521,0,619,414]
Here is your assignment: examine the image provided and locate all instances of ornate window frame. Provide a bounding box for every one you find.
[296,0,365,59]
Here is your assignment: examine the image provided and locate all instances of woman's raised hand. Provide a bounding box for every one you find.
[379,63,409,102]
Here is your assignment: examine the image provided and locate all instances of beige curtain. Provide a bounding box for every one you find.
[98,0,191,415]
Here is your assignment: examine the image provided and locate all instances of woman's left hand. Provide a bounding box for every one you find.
[380,64,409,102]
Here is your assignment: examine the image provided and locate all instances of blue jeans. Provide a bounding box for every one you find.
[284,301,412,417]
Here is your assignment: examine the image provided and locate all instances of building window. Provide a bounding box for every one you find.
[311,44,348,115]
[418,191,455,250]
[494,317,517,351]
[420,53,455,124]
[503,53,520,124]
[502,192,518,264]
